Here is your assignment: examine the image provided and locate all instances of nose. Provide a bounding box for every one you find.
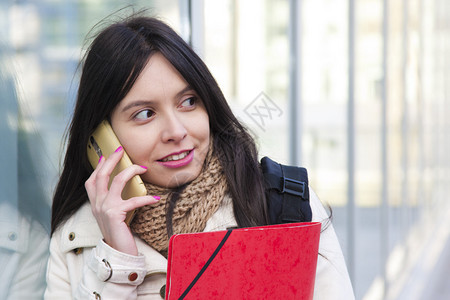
[161,113,187,143]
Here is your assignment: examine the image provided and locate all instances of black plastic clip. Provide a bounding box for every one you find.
[282,177,306,199]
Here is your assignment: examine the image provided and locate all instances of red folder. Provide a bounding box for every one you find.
[165,222,321,300]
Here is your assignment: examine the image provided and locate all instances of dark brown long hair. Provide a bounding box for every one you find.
[51,15,269,234]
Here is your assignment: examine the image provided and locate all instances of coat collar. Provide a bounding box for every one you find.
[58,195,236,252]
[59,202,102,253]
[56,196,236,275]
[57,202,167,274]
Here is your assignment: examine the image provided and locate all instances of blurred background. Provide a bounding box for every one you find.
[1,0,450,299]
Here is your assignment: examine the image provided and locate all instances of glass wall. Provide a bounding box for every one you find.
[204,0,450,298]
[204,0,291,163]
[1,0,449,299]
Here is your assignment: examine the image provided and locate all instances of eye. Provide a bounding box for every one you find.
[180,97,197,108]
[134,109,155,120]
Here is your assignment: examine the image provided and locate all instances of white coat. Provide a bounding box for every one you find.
[45,189,355,299]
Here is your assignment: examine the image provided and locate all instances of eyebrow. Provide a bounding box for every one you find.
[176,85,195,98]
[121,85,195,113]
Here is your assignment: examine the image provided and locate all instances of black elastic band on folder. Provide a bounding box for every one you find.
[178,229,233,299]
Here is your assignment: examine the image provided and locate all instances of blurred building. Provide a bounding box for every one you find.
[1,0,449,299]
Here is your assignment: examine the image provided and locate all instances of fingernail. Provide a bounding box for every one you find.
[140,165,148,169]
[98,156,103,163]
[115,146,123,152]
[153,196,161,200]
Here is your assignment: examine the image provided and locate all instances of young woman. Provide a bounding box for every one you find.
[45,15,354,299]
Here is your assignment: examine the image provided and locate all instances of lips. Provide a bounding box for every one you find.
[159,150,191,162]
[157,149,194,168]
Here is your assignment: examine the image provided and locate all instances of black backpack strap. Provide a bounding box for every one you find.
[261,156,312,223]
[280,164,310,222]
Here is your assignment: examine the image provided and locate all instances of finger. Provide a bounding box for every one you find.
[85,155,107,201]
[95,147,125,194]
[108,164,148,197]
[120,195,161,213]
[96,195,159,229]
[93,154,106,173]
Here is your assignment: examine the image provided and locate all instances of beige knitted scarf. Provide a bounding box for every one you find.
[130,147,228,257]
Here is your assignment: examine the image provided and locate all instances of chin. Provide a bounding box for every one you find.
[162,171,200,188]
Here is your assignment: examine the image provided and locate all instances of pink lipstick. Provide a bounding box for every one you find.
[157,149,194,168]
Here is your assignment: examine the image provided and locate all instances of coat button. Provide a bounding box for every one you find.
[160,285,166,299]
[128,272,138,282]
[68,232,75,241]
[8,232,17,241]
[73,248,83,255]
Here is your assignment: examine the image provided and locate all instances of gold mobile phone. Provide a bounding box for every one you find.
[87,120,147,225]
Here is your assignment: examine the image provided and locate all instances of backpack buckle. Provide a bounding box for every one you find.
[282,177,306,199]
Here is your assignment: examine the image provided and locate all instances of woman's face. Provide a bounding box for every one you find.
[110,52,210,188]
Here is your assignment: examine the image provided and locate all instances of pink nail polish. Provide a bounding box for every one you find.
[98,156,103,163]
[153,196,161,200]
[140,165,148,169]
[115,146,123,152]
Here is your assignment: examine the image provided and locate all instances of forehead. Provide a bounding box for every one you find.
[112,53,195,116]
[125,53,188,98]
[138,53,185,84]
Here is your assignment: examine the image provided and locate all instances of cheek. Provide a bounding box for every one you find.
[199,122,210,144]
[195,111,210,141]
[120,132,157,165]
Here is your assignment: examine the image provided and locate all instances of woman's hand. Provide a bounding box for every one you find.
[85,146,159,256]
